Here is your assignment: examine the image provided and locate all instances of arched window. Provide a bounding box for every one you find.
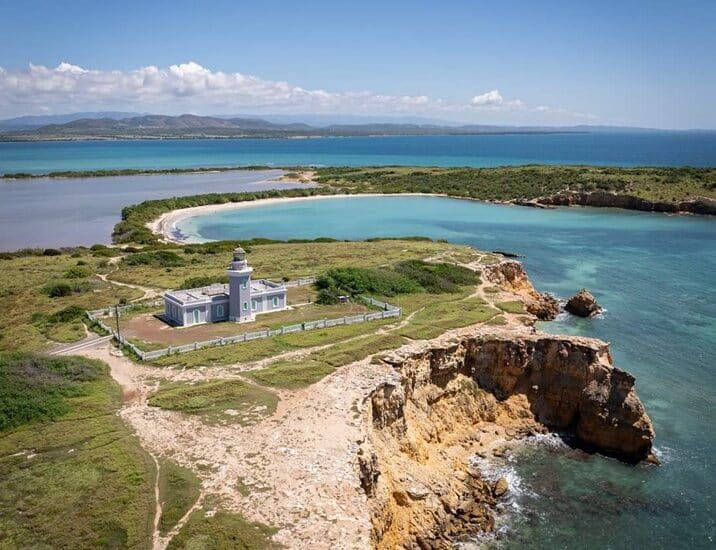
[193,309,200,324]
[216,304,224,317]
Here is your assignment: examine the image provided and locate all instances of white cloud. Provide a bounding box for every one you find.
[0,61,598,123]
[471,89,504,106]
[0,61,439,115]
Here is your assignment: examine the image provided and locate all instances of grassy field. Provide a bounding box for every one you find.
[0,250,141,352]
[158,460,202,536]
[247,333,407,389]
[148,379,279,426]
[167,509,278,550]
[148,316,396,368]
[109,239,481,288]
[316,165,716,203]
[495,300,526,314]
[0,353,155,548]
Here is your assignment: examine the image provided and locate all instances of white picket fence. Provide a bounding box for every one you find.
[86,294,400,362]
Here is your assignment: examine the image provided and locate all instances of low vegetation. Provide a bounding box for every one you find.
[168,509,278,549]
[496,300,526,314]
[158,460,202,536]
[316,165,716,203]
[247,333,406,389]
[0,352,104,430]
[148,379,279,425]
[0,353,154,548]
[314,260,478,304]
[0,250,140,351]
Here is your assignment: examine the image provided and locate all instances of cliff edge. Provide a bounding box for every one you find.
[360,328,655,548]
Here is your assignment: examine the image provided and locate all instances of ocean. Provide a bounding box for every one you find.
[177,195,716,548]
[1,131,716,175]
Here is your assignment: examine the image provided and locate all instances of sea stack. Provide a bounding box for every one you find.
[566,288,603,317]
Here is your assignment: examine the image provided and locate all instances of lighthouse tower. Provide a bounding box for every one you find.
[227,246,254,322]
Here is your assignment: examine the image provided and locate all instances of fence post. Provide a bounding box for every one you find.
[194,342,198,350]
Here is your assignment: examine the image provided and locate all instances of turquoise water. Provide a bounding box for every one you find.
[2,132,716,174]
[179,196,716,548]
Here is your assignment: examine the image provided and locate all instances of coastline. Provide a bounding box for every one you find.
[148,192,448,244]
[147,188,716,246]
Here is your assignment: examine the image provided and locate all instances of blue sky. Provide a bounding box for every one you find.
[1,0,714,128]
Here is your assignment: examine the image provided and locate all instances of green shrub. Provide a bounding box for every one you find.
[64,266,92,279]
[180,275,229,289]
[42,281,72,298]
[91,248,116,258]
[315,267,420,297]
[42,280,91,298]
[123,250,185,268]
[46,305,86,324]
[42,248,62,256]
[314,261,477,299]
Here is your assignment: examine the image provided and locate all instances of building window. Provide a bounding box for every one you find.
[272,296,279,308]
[243,301,249,311]
[241,280,248,290]
[216,304,224,317]
[193,309,200,324]
[252,299,258,310]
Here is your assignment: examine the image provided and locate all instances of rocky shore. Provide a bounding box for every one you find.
[354,260,654,549]
[360,329,655,548]
[513,191,716,215]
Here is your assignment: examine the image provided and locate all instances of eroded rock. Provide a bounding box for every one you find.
[482,260,560,320]
[493,477,509,497]
[362,329,655,549]
[566,288,602,317]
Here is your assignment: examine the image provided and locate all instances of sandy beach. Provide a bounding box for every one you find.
[148,192,445,244]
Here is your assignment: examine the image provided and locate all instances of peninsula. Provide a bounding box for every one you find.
[0,228,656,548]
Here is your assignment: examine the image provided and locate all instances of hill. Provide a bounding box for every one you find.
[0,113,588,140]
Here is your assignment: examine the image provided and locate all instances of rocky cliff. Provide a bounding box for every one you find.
[482,260,560,320]
[527,191,716,215]
[359,329,655,548]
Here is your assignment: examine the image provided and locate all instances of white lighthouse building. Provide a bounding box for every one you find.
[163,247,288,326]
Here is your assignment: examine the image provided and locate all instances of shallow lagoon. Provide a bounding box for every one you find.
[179,195,716,548]
[0,169,306,250]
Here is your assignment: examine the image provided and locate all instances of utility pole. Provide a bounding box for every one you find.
[114,304,121,342]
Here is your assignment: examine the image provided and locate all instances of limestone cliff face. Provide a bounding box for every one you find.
[482,260,560,320]
[360,330,655,549]
[532,191,716,216]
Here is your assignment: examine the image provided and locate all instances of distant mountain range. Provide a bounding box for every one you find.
[0,112,699,141]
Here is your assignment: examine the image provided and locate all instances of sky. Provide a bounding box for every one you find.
[0,0,714,128]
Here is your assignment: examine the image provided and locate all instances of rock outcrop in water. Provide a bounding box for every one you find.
[360,329,655,548]
[566,288,603,317]
[525,191,716,216]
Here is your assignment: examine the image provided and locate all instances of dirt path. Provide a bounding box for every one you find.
[97,268,161,303]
